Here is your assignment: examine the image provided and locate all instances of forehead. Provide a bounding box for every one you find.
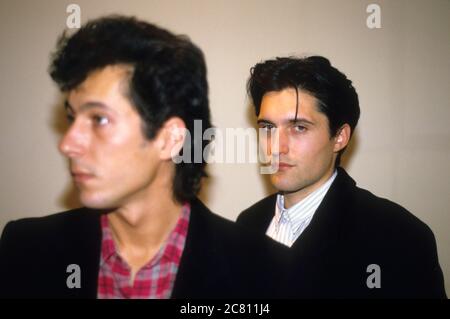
[67,64,133,111]
[258,88,323,123]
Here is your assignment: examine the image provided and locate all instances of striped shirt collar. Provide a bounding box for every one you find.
[272,170,337,243]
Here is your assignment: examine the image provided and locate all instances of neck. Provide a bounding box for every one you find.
[106,164,184,274]
[108,195,183,251]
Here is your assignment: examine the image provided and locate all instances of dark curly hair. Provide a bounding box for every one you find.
[49,15,212,203]
[248,56,360,167]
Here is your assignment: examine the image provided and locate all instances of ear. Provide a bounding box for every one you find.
[155,117,187,161]
[333,124,351,153]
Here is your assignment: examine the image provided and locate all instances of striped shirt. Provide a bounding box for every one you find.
[97,203,190,299]
[266,171,337,247]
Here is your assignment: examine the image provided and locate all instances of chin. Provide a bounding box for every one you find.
[271,177,303,193]
[79,192,116,210]
[271,181,293,193]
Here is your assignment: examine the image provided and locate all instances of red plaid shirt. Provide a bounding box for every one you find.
[97,204,190,299]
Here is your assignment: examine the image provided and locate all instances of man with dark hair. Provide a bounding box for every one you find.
[0,16,287,299]
[237,56,446,298]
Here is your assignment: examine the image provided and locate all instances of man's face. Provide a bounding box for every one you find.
[59,65,161,209]
[258,88,342,200]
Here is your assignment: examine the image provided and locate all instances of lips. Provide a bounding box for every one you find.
[71,170,95,183]
[272,162,294,171]
[278,162,294,168]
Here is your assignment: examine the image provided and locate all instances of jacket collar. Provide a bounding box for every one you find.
[171,197,233,298]
[51,207,102,298]
[290,167,356,255]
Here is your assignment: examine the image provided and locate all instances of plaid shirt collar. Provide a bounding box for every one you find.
[98,203,190,298]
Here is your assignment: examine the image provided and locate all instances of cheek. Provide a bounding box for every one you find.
[118,145,155,175]
[96,135,154,177]
[98,149,157,203]
[292,136,333,163]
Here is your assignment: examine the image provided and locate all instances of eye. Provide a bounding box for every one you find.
[66,113,75,124]
[92,115,110,126]
[293,125,306,133]
[259,123,275,131]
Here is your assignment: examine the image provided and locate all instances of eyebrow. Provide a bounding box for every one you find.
[257,118,315,126]
[64,100,114,113]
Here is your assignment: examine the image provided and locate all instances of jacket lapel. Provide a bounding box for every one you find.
[171,198,233,298]
[291,167,356,256]
[59,208,102,298]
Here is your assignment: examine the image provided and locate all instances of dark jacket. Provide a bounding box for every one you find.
[237,168,446,298]
[0,198,289,298]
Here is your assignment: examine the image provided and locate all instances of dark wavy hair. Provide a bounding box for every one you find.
[49,15,212,203]
[248,56,360,167]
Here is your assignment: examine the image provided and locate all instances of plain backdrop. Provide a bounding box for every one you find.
[1,0,449,294]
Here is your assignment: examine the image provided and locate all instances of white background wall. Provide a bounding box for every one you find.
[1,0,449,294]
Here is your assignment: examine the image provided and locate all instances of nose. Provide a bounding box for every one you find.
[58,122,87,159]
[271,128,289,156]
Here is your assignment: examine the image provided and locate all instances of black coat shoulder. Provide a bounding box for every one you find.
[174,198,292,298]
[236,194,277,232]
[345,185,436,249]
[234,169,446,298]
[0,208,102,298]
[1,208,98,243]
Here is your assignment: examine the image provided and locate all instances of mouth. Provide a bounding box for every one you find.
[71,171,95,183]
[273,162,295,171]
